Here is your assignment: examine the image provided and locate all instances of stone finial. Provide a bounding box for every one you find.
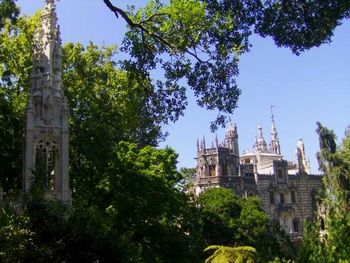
[45,0,56,7]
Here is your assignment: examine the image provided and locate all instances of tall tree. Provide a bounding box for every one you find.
[61,42,166,203]
[299,123,350,262]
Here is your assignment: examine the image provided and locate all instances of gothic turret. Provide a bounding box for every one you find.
[225,122,239,156]
[23,0,70,203]
[255,125,268,152]
[270,109,281,155]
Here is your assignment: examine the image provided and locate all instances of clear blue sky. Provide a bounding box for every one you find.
[18,0,350,173]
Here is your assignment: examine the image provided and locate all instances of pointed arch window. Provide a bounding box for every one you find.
[209,165,216,177]
[35,137,58,191]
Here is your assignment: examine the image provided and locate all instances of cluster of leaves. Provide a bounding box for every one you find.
[197,187,292,262]
[257,0,350,54]
[298,123,350,262]
[204,245,256,263]
[0,206,34,261]
[62,42,166,204]
[0,10,41,192]
[0,0,18,31]
[104,0,350,129]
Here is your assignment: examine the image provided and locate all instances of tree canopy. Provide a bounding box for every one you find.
[197,187,292,262]
[103,0,350,129]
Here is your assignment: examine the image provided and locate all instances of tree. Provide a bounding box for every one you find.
[197,187,290,262]
[299,123,350,262]
[62,42,166,204]
[0,206,35,262]
[53,142,202,262]
[0,0,18,31]
[103,0,350,129]
[204,245,256,263]
[178,167,196,192]
[0,12,40,192]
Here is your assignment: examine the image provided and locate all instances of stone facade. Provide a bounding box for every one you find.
[193,116,323,238]
[23,0,70,202]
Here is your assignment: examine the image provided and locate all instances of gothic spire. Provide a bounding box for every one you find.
[256,125,268,152]
[270,105,281,154]
[23,0,70,203]
[32,0,61,78]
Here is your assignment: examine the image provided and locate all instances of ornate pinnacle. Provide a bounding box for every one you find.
[44,0,56,12]
[45,0,56,6]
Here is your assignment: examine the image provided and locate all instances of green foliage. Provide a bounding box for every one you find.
[85,141,202,262]
[299,124,350,262]
[197,187,290,262]
[204,245,256,263]
[122,0,245,130]
[178,167,196,191]
[62,42,165,204]
[0,12,40,192]
[257,0,350,54]
[105,0,350,129]
[0,207,34,262]
[0,0,18,31]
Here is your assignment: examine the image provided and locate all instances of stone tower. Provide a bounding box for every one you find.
[194,123,241,195]
[23,0,70,202]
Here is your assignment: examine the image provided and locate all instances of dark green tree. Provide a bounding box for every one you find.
[26,143,202,262]
[197,187,291,262]
[299,124,350,262]
[0,12,40,192]
[0,0,18,31]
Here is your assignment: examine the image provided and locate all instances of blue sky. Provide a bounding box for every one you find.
[18,0,350,173]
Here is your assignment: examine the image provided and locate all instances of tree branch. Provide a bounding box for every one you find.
[102,0,207,63]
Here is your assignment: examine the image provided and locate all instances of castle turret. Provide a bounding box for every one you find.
[270,108,281,155]
[23,0,70,202]
[225,122,239,156]
[256,125,268,152]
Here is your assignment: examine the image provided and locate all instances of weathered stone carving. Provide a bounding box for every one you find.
[23,0,70,203]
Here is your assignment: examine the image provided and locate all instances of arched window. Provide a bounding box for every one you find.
[209,165,216,177]
[35,137,58,191]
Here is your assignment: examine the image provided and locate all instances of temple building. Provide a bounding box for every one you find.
[192,113,323,238]
[23,0,70,202]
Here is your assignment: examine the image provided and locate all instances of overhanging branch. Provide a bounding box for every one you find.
[102,0,207,63]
